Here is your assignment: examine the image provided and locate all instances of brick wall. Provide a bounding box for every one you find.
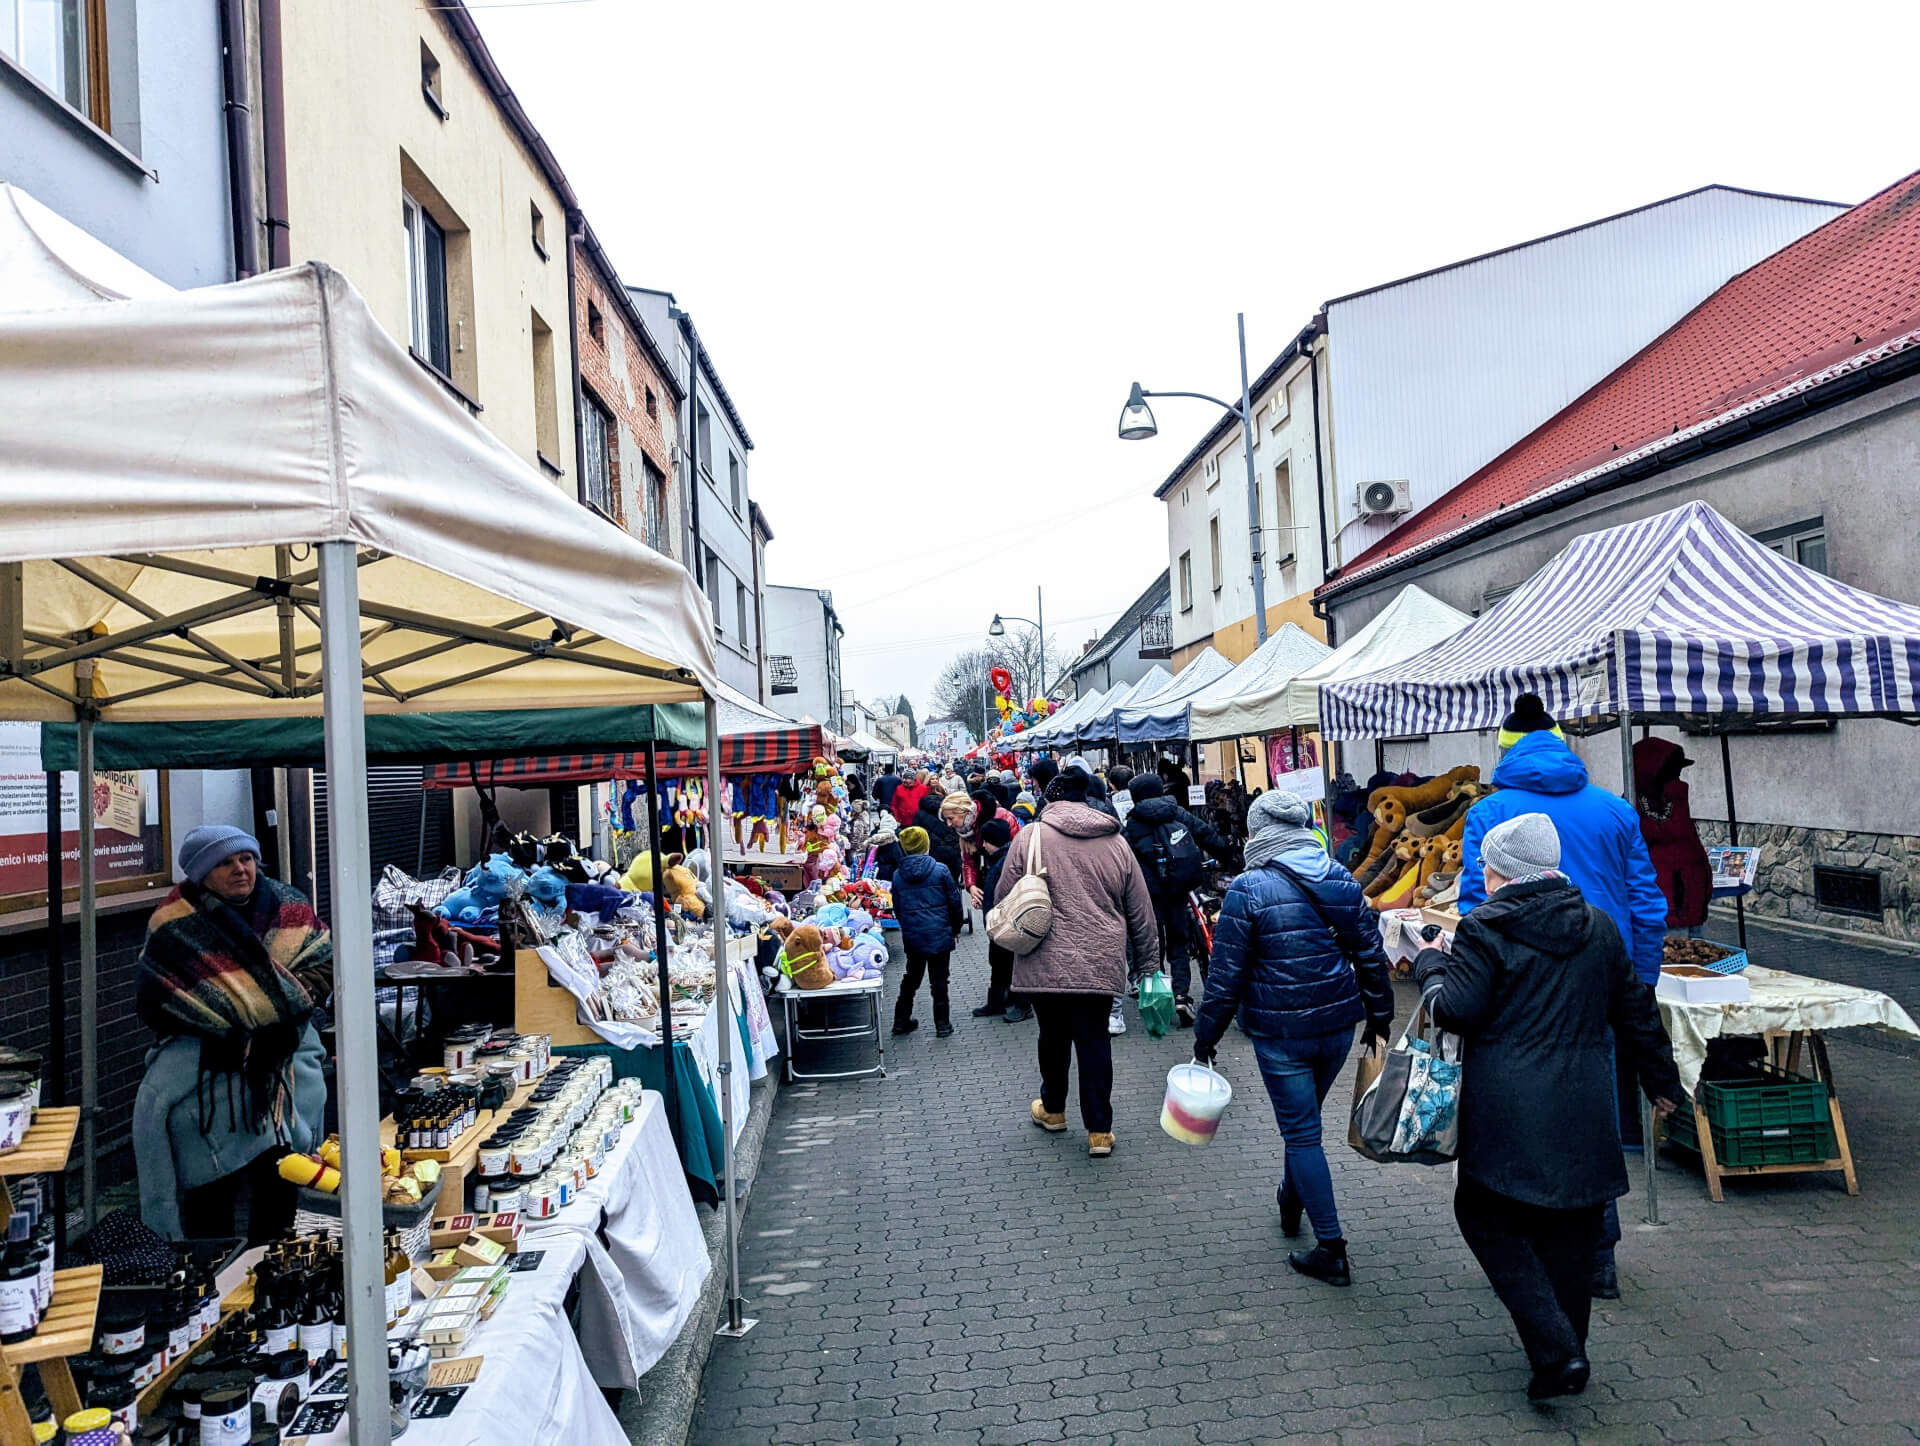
[572,250,679,558]
[0,909,155,1184]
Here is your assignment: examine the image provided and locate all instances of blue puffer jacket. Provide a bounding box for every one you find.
[1459,731,1669,984]
[1192,846,1394,1054]
[891,852,963,956]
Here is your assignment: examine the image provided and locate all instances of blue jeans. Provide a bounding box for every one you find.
[1250,1028,1353,1243]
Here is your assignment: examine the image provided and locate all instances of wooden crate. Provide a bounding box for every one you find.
[513,946,605,1047]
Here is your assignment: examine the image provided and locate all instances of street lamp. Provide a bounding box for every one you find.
[987,587,1046,704]
[1120,313,1269,644]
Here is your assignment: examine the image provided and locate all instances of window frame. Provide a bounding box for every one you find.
[579,387,616,518]
[2,0,107,130]
[1208,515,1223,594]
[1756,516,1828,575]
[728,451,742,514]
[1271,458,1296,567]
[529,200,547,260]
[1177,551,1193,613]
[402,192,451,376]
[641,455,668,555]
[736,580,750,642]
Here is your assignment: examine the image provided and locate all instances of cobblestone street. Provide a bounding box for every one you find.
[692,922,1920,1444]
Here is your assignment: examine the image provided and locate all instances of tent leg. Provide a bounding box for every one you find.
[316,541,392,1446]
[75,691,97,1229]
[707,700,755,1340]
[643,740,676,1145]
[1720,732,1746,950]
[43,773,67,1250]
[1617,703,1658,1228]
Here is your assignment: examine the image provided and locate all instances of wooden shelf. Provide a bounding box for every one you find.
[7,1267,101,1366]
[0,1108,79,1178]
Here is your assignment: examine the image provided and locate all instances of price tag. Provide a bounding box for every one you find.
[429,1356,484,1388]
[1187,785,1207,806]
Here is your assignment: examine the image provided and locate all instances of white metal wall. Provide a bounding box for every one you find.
[1325,187,1843,564]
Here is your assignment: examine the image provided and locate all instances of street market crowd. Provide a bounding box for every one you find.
[856,693,1687,1403]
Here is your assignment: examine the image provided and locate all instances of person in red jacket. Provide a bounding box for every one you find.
[890,769,930,828]
[1632,738,1712,935]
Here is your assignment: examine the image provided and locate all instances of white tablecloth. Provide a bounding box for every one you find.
[1658,964,1920,1094]
[526,1087,710,1387]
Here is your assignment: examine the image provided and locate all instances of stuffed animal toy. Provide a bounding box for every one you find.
[1357,796,1407,873]
[565,880,630,919]
[1366,766,1481,820]
[436,854,519,924]
[1375,838,1444,909]
[747,817,772,851]
[1363,836,1419,898]
[815,777,838,810]
[526,865,570,911]
[1405,790,1474,842]
[661,865,705,918]
[778,921,834,990]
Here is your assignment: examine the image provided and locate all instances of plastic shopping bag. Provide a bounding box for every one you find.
[1349,990,1461,1165]
[1138,971,1176,1038]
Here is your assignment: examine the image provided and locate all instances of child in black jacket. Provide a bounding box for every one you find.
[891,826,964,1038]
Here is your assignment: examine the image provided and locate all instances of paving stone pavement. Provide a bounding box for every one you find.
[691,917,1920,1445]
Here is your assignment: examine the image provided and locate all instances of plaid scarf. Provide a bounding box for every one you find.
[137,876,329,1139]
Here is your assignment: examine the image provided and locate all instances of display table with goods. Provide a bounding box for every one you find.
[1652,949,1920,1202]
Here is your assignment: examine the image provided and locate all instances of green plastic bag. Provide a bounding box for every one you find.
[1138,971,1175,1038]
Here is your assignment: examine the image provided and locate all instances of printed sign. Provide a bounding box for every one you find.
[1112,793,1133,823]
[1707,845,1761,892]
[0,723,165,901]
[1187,785,1207,806]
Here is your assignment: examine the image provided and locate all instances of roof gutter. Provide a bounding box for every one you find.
[1316,333,1920,608]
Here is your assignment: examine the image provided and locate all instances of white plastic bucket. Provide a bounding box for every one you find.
[1161,1062,1233,1145]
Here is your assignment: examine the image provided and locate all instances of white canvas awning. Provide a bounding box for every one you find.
[1010,682,1114,750]
[1114,647,1236,744]
[1073,667,1172,745]
[1270,586,1469,732]
[0,185,720,730]
[1180,625,1334,740]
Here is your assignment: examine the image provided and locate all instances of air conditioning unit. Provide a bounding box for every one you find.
[1356,479,1412,519]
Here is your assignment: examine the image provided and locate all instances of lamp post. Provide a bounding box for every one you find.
[989,586,1046,702]
[1119,313,1268,645]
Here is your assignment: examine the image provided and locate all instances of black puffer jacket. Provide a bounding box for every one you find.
[891,852,963,956]
[1415,876,1681,1209]
[1121,784,1233,897]
[1193,852,1393,1053]
[911,795,965,882]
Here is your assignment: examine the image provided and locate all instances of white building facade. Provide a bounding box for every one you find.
[764,584,845,733]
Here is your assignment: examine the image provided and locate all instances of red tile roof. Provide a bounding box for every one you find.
[1332,168,1920,585]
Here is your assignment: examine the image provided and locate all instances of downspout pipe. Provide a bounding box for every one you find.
[257,0,290,268]
[217,0,259,278]
[566,213,587,506]
[679,312,706,588]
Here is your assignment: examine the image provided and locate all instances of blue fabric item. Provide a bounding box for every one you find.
[565,881,630,918]
[1192,845,1394,1052]
[1251,1029,1353,1242]
[1458,732,1669,983]
[891,852,963,956]
[177,823,262,884]
[133,1021,327,1239]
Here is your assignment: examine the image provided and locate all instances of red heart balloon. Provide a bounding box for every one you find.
[989,666,1013,695]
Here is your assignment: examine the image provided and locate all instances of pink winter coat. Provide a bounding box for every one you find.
[992,801,1161,997]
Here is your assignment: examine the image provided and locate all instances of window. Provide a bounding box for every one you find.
[1177,551,1193,612]
[580,390,615,516]
[1758,517,1828,575]
[402,194,450,374]
[645,386,658,420]
[530,201,547,259]
[736,581,750,642]
[3,0,106,130]
[1208,515,1223,593]
[695,402,713,473]
[1272,459,1295,566]
[420,40,445,117]
[728,452,742,513]
[641,456,668,554]
[530,309,560,472]
[704,549,722,633]
[1266,385,1290,431]
[586,299,604,345]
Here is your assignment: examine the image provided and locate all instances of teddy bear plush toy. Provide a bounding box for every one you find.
[661,865,705,918]
[1365,766,1481,820]
[775,920,834,989]
[526,865,570,911]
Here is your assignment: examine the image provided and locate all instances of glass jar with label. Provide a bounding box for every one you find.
[0,1248,42,1342]
[0,1080,31,1155]
[196,1385,250,1446]
[96,1294,149,1359]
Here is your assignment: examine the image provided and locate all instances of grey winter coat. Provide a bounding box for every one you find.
[991,801,1161,997]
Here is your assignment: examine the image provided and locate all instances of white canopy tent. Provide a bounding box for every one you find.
[1114,647,1236,744]
[1271,586,1469,731]
[1182,623,1335,741]
[1009,681,1116,751]
[1072,666,1172,746]
[0,185,743,1438]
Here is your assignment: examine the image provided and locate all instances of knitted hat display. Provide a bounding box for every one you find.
[1483,812,1562,879]
[901,827,930,855]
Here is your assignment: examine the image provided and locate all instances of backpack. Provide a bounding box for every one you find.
[987,821,1054,956]
[1143,814,1206,892]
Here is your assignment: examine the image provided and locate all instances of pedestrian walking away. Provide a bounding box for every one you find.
[872,761,901,814]
[968,816,1030,1021]
[890,826,965,1038]
[1191,791,1393,1287]
[1123,772,1236,1027]
[1415,812,1681,1401]
[993,764,1160,1156]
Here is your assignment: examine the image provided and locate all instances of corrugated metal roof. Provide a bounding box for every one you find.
[1331,168,1920,588]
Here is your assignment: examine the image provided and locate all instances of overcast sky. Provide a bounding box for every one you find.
[473,0,1920,718]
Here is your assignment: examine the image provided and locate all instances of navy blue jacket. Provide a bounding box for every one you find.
[873,773,901,811]
[891,852,963,956]
[1193,848,1394,1054]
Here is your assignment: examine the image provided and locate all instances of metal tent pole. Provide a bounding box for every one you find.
[1719,732,1747,950]
[43,773,67,1250]
[1614,631,1658,1227]
[317,541,392,1445]
[707,698,755,1339]
[643,739,676,1144]
[75,665,98,1228]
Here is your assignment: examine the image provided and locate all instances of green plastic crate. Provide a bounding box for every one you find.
[1666,1067,1837,1168]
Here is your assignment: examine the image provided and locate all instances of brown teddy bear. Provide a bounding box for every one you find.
[661,864,705,919]
[1362,836,1418,898]
[1356,796,1408,875]
[1366,765,1481,820]
[777,920,834,990]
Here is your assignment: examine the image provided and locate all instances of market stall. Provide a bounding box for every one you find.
[1069,667,1172,749]
[1321,500,1920,1208]
[0,185,733,1442]
[1114,648,1236,746]
[1264,586,1468,734]
[1006,682,1115,752]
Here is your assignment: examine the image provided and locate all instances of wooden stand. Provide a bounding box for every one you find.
[1668,1028,1858,1202]
[382,1079,536,1216]
[1,1108,98,1444]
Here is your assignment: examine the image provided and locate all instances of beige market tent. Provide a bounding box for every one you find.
[0,185,737,1440]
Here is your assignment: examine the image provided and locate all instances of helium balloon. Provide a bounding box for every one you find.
[989,667,1013,694]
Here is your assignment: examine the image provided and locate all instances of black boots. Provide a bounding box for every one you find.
[971,1002,1003,1017]
[891,1017,918,1036]
[1527,1355,1591,1400]
[1288,1239,1351,1287]
[1590,1259,1620,1300]
[1276,1181,1304,1239]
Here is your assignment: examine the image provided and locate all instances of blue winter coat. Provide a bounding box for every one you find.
[891,852,963,956]
[1458,731,1669,984]
[1192,846,1394,1054]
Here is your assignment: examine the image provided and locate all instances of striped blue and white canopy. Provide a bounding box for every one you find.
[1320,501,1920,740]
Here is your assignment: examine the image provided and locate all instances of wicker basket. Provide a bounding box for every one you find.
[296,1177,442,1261]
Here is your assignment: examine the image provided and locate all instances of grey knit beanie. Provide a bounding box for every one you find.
[1247,790,1312,834]
[1482,812,1561,879]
